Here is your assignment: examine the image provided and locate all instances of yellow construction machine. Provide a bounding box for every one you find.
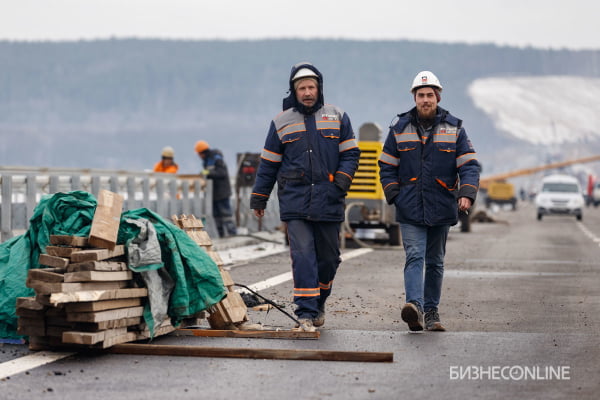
[344,123,400,246]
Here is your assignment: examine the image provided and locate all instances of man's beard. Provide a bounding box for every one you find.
[417,106,436,120]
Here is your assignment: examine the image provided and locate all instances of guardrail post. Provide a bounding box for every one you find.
[91,176,101,197]
[168,178,178,217]
[49,175,59,194]
[25,174,37,229]
[71,175,81,191]
[181,180,190,215]
[126,176,137,211]
[1,175,13,241]
[156,178,166,217]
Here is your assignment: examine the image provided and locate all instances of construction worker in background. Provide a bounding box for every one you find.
[379,71,480,332]
[153,146,179,173]
[250,62,360,332]
[195,140,238,237]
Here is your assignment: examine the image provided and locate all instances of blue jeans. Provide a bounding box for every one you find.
[286,220,341,319]
[400,223,450,312]
[213,198,237,237]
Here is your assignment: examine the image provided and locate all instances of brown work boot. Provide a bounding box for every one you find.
[401,302,424,331]
[295,318,317,332]
[313,304,326,327]
[425,309,446,331]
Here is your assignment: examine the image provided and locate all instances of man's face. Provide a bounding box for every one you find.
[415,87,438,119]
[295,79,318,108]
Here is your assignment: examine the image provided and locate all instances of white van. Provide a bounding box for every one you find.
[535,174,584,220]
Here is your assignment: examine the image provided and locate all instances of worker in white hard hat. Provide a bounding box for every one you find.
[251,62,360,332]
[379,70,480,332]
[153,146,179,173]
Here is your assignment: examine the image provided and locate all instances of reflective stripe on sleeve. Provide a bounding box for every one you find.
[456,152,477,168]
[379,151,399,166]
[339,138,358,152]
[261,149,282,163]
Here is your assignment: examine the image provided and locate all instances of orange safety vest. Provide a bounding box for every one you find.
[153,161,179,174]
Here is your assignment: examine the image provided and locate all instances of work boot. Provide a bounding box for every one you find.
[296,318,317,332]
[424,309,446,331]
[401,302,424,331]
[313,304,326,327]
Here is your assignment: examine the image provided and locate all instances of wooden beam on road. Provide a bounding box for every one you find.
[173,328,320,340]
[107,343,393,363]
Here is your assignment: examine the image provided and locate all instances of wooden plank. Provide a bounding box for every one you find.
[45,245,82,258]
[220,269,234,287]
[64,270,133,283]
[108,343,394,363]
[206,250,224,266]
[27,268,65,283]
[70,246,125,262]
[16,308,46,318]
[65,298,142,313]
[38,254,70,269]
[27,280,127,295]
[62,327,128,345]
[48,288,147,305]
[135,322,176,340]
[16,297,45,311]
[187,230,212,246]
[88,189,124,250]
[66,306,144,323]
[67,260,128,272]
[50,235,88,247]
[174,328,320,340]
[94,332,137,349]
[76,317,142,331]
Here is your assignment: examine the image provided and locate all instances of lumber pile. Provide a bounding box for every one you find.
[16,190,174,351]
[171,215,249,329]
[18,234,175,350]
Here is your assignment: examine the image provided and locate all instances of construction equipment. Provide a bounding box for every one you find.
[485,180,517,210]
[344,122,400,246]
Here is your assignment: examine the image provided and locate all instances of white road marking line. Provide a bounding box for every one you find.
[238,247,374,293]
[577,221,600,247]
[0,351,75,380]
[445,270,575,278]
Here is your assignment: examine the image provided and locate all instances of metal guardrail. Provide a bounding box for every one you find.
[0,167,281,242]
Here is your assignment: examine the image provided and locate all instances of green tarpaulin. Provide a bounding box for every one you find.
[0,191,225,339]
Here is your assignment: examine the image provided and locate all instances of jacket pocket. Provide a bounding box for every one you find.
[318,128,340,140]
[435,142,456,153]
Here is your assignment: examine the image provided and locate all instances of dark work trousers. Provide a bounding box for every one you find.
[213,198,237,237]
[286,219,341,319]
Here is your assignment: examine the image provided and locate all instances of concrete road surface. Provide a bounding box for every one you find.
[1,201,599,399]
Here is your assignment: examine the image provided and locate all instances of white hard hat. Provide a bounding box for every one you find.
[161,146,175,158]
[292,67,318,82]
[410,71,443,93]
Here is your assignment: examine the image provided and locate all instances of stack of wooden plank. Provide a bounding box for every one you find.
[17,234,173,350]
[15,190,176,351]
[171,214,248,329]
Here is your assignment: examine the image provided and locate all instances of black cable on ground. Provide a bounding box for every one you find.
[234,283,300,325]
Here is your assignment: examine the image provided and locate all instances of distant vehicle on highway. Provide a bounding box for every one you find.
[535,174,584,221]
[591,181,600,207]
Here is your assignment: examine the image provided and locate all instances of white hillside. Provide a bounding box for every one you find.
[468,76,600,145]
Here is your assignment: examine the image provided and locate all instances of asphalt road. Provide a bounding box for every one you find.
[1,200,599,399]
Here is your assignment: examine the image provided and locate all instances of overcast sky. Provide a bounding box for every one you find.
[0,0,598,50]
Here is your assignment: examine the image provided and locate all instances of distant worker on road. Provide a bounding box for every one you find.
[379,70,480,332]
[250,62,360,332]
[195,140,237,237]
[153,146,179,173]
